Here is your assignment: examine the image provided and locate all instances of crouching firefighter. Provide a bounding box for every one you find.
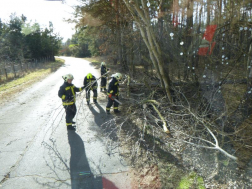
[83,73,98,105]
[106,73,122,114]
[58,74,84,131]
[100,62,109,92]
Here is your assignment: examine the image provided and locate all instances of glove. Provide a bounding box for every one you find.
[108,94,114,100]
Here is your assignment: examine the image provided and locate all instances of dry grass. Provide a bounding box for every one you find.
[221,83,247,113]
[0,58,64,105]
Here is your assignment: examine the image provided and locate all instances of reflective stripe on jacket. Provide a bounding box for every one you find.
[107,77,119,96]
[101,65,108,77]
[83,75,98,89]
[58,82,83,106]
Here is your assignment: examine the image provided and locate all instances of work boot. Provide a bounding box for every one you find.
[87,101,90,105]
[67,125,76,131]
[106,111,110,114]
[72,121,76,124]
[100,88,103,92]
[114,110,121,114]
[93,100,97,103]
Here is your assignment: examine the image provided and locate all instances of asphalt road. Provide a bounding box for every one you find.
[0,57,132,189]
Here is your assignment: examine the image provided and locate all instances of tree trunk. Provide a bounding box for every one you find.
[123,0,173,102]
[207,0,211,25]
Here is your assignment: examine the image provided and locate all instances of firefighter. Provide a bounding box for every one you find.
[83,73,98,105]
[58,74,84,131]
[106,73,122,114]
[100,62,109,92]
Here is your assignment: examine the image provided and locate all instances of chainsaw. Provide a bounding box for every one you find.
[111,96,122,105]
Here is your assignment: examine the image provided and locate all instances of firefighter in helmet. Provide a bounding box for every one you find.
[83,73,98,105]
[58,74,85,131]
[100,62,109,92]
[106,73,122,114]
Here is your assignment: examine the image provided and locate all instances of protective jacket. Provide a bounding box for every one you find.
[101,65,108,77]
[58,82,83,106]
[107,77,119,96]
[83,75,98,89]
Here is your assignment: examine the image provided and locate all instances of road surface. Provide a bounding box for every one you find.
[0,57,132,189]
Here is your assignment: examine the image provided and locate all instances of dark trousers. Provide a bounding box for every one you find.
[100,77,107,89]
[86,88,97,102]
[64,104,77,126]
[106,96,119,112]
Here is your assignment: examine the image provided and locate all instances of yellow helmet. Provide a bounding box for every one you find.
[87,73,93,79]
[62,74,74,82]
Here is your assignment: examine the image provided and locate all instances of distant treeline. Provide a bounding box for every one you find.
[0,13,62,62]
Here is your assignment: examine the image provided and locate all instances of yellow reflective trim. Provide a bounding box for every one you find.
[93,97,97,99]
[79,88,82,91]
[62,95,66,100]
[63,102,74,105]
[114,107,118,109]
[65,86,71,90]
[66,123,72,126]
[110,90,113,93]
[106,108,110,110]
[70,86,76,102]
[115,82,118,85]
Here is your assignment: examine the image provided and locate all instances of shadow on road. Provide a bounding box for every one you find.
[88,103,118,141]
[68,130,103,189]
[89,103,106,123]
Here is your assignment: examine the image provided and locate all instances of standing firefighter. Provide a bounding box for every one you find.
[100,62,109,91]
[83,73,98,105]
[106,73,122,114]
[58,74,84,131]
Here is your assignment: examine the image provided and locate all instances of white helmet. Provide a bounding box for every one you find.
[113,73,122,81]
[62,74,74,82]
[101,62,106,66]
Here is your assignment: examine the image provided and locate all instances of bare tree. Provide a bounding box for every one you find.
[122,0,173,102]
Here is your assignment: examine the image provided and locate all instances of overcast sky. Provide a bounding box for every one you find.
[0,0,80,41]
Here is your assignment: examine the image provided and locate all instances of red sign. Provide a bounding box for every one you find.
[198,25,217,56]
[198,47,209,56]
[203,25,217,42]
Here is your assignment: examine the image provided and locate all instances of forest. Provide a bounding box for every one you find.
[0,14,62,60]
[0,14,62,81]
[61,0,252,188]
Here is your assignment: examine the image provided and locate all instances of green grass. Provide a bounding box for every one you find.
[178,172,205,189]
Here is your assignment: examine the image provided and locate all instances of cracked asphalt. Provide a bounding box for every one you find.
[0,57,132,189]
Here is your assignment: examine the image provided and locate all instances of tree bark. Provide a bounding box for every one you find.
[123,0,172,102]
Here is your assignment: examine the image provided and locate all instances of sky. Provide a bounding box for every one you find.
[0,0,80,41]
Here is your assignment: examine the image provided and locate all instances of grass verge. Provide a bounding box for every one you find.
[0,57,64,104]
